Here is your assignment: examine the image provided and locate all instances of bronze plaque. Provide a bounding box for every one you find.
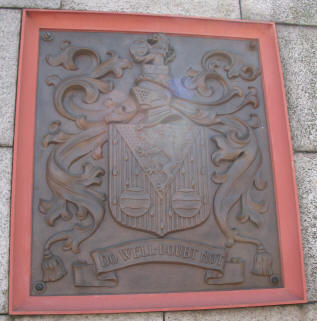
[31,30,282,296]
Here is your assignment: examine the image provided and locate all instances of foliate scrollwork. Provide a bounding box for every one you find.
[201,50,261,81]
[181,50,260,105]
[39,122,108,282]
[46,41,131,122]
[128,34,271,277]
[210,114,272,276]
[46,40,100,71]
[173,86,272,276]
[38,33,274,289]
[39,40,132,282]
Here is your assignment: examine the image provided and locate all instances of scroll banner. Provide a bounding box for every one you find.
[73,239,244,287]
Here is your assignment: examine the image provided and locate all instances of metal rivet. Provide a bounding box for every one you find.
[41,32,53,42]
[33,281,46,294]
[35,282,44,291]
[271,275,279,285]
[249,40,257,51]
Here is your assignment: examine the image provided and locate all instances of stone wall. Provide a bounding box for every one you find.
[0,0,316,320]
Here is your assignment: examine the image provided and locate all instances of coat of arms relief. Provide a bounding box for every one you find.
[32,32,281,294]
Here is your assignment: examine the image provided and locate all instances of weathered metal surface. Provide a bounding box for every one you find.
[31,31,281,296]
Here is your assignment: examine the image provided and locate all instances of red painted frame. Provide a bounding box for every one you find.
[9,9,306,315]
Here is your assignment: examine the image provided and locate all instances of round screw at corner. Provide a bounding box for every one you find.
[249,40,257,51]
[41,32,54,42]
[270,275,279,285]
[32,280,46,294]
[35,282,44,291]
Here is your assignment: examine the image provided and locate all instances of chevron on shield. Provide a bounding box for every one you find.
[109,122,212,236]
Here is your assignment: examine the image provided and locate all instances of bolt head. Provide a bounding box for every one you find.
[271,275,279,285]
[35,283,44,291]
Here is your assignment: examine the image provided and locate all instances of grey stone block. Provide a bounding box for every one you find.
[13,312,163,320]
[303,302,317,321]
[166,305,303,321]
[0,9,20,146]
[0,0,61,8]
[294,153,317,301]
[0,148,12,313]
[0,316,12,321]
[61,0,240,19]
[276,25,317,152]
[241,0,317,26]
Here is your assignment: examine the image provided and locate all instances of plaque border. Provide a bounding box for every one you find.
[9,9,307,315]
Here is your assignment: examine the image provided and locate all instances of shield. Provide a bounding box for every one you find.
[109,122,212,236]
